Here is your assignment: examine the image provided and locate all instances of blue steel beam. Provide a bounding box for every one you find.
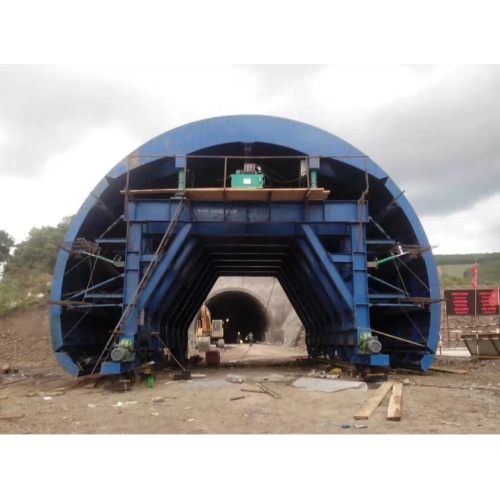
[367,274,407,295]
[279,256,328,330]
[155,244,212,321]
[131,200,367,224]
[301,224,354,311]
[158,251,217,332]
[290,245,338,326]
[166,264,219,343]
[66,274,124,300]
[146,237,198,314]
[276,273,314,333]
[135,223,193,311]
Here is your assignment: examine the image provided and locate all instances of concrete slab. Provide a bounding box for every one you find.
[251,373,297,382]
[182,380,231,389]
[437,348,471,358]
[292,377,367,393]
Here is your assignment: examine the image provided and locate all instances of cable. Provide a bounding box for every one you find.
[398,258,431,293]
[62,308,92,341]
[63,255,90,277]
[84,250,99,304]
[186,169,196,188]
[392,259,409,295]
[402,308,429,346]
[233,344,252,363]
[261,168,304,185]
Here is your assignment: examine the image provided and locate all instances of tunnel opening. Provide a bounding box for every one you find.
[204,290,269,343]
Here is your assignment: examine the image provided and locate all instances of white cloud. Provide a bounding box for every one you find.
[422,192,500,255]
[0,64,499,256]
[0,126,138,242]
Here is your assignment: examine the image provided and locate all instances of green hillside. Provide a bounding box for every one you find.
[435,253,500,287]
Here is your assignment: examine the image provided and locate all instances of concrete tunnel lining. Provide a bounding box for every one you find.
[205,290,270,343]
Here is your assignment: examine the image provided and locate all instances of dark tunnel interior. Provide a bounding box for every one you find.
[204,291,269,343]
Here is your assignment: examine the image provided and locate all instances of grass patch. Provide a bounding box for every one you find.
[0,270,51,317]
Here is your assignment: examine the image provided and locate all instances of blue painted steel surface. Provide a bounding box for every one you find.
[50,115,440,375]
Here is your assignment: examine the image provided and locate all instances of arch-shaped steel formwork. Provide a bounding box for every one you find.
[50,115,440,376]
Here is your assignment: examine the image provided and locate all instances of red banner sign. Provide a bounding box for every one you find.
[444,289,499,316]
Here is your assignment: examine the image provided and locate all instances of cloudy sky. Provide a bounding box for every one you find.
[0,64,499,254]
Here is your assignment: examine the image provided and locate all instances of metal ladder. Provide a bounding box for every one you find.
[91,195,187,373]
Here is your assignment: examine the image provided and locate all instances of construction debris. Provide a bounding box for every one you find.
[2,364,19,374]
[307,369,339,379]
[27,390,66,398]
[230,396,245,401]
[226,374,246,383]
[241,388,266,394]
[256,382,281,399]
[108,401,137,407]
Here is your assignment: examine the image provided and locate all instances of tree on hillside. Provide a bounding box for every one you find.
[4,216,73,275]
[0,229,15,265]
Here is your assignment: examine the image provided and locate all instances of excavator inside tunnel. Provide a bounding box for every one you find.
[50,115,440,377]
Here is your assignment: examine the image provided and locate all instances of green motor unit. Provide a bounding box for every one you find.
[230,171,265,188]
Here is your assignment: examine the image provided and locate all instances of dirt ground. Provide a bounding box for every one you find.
[1,305,500,434]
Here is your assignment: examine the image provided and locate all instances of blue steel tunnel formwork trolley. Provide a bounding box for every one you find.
[50,115,441,376]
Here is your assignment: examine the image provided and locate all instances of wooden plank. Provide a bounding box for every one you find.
[387,383,403,421]
[353,380,394,420]
[270,190,304,201]
[226,189,268,202]
[120,187,330,202]
[429,366,467,375]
